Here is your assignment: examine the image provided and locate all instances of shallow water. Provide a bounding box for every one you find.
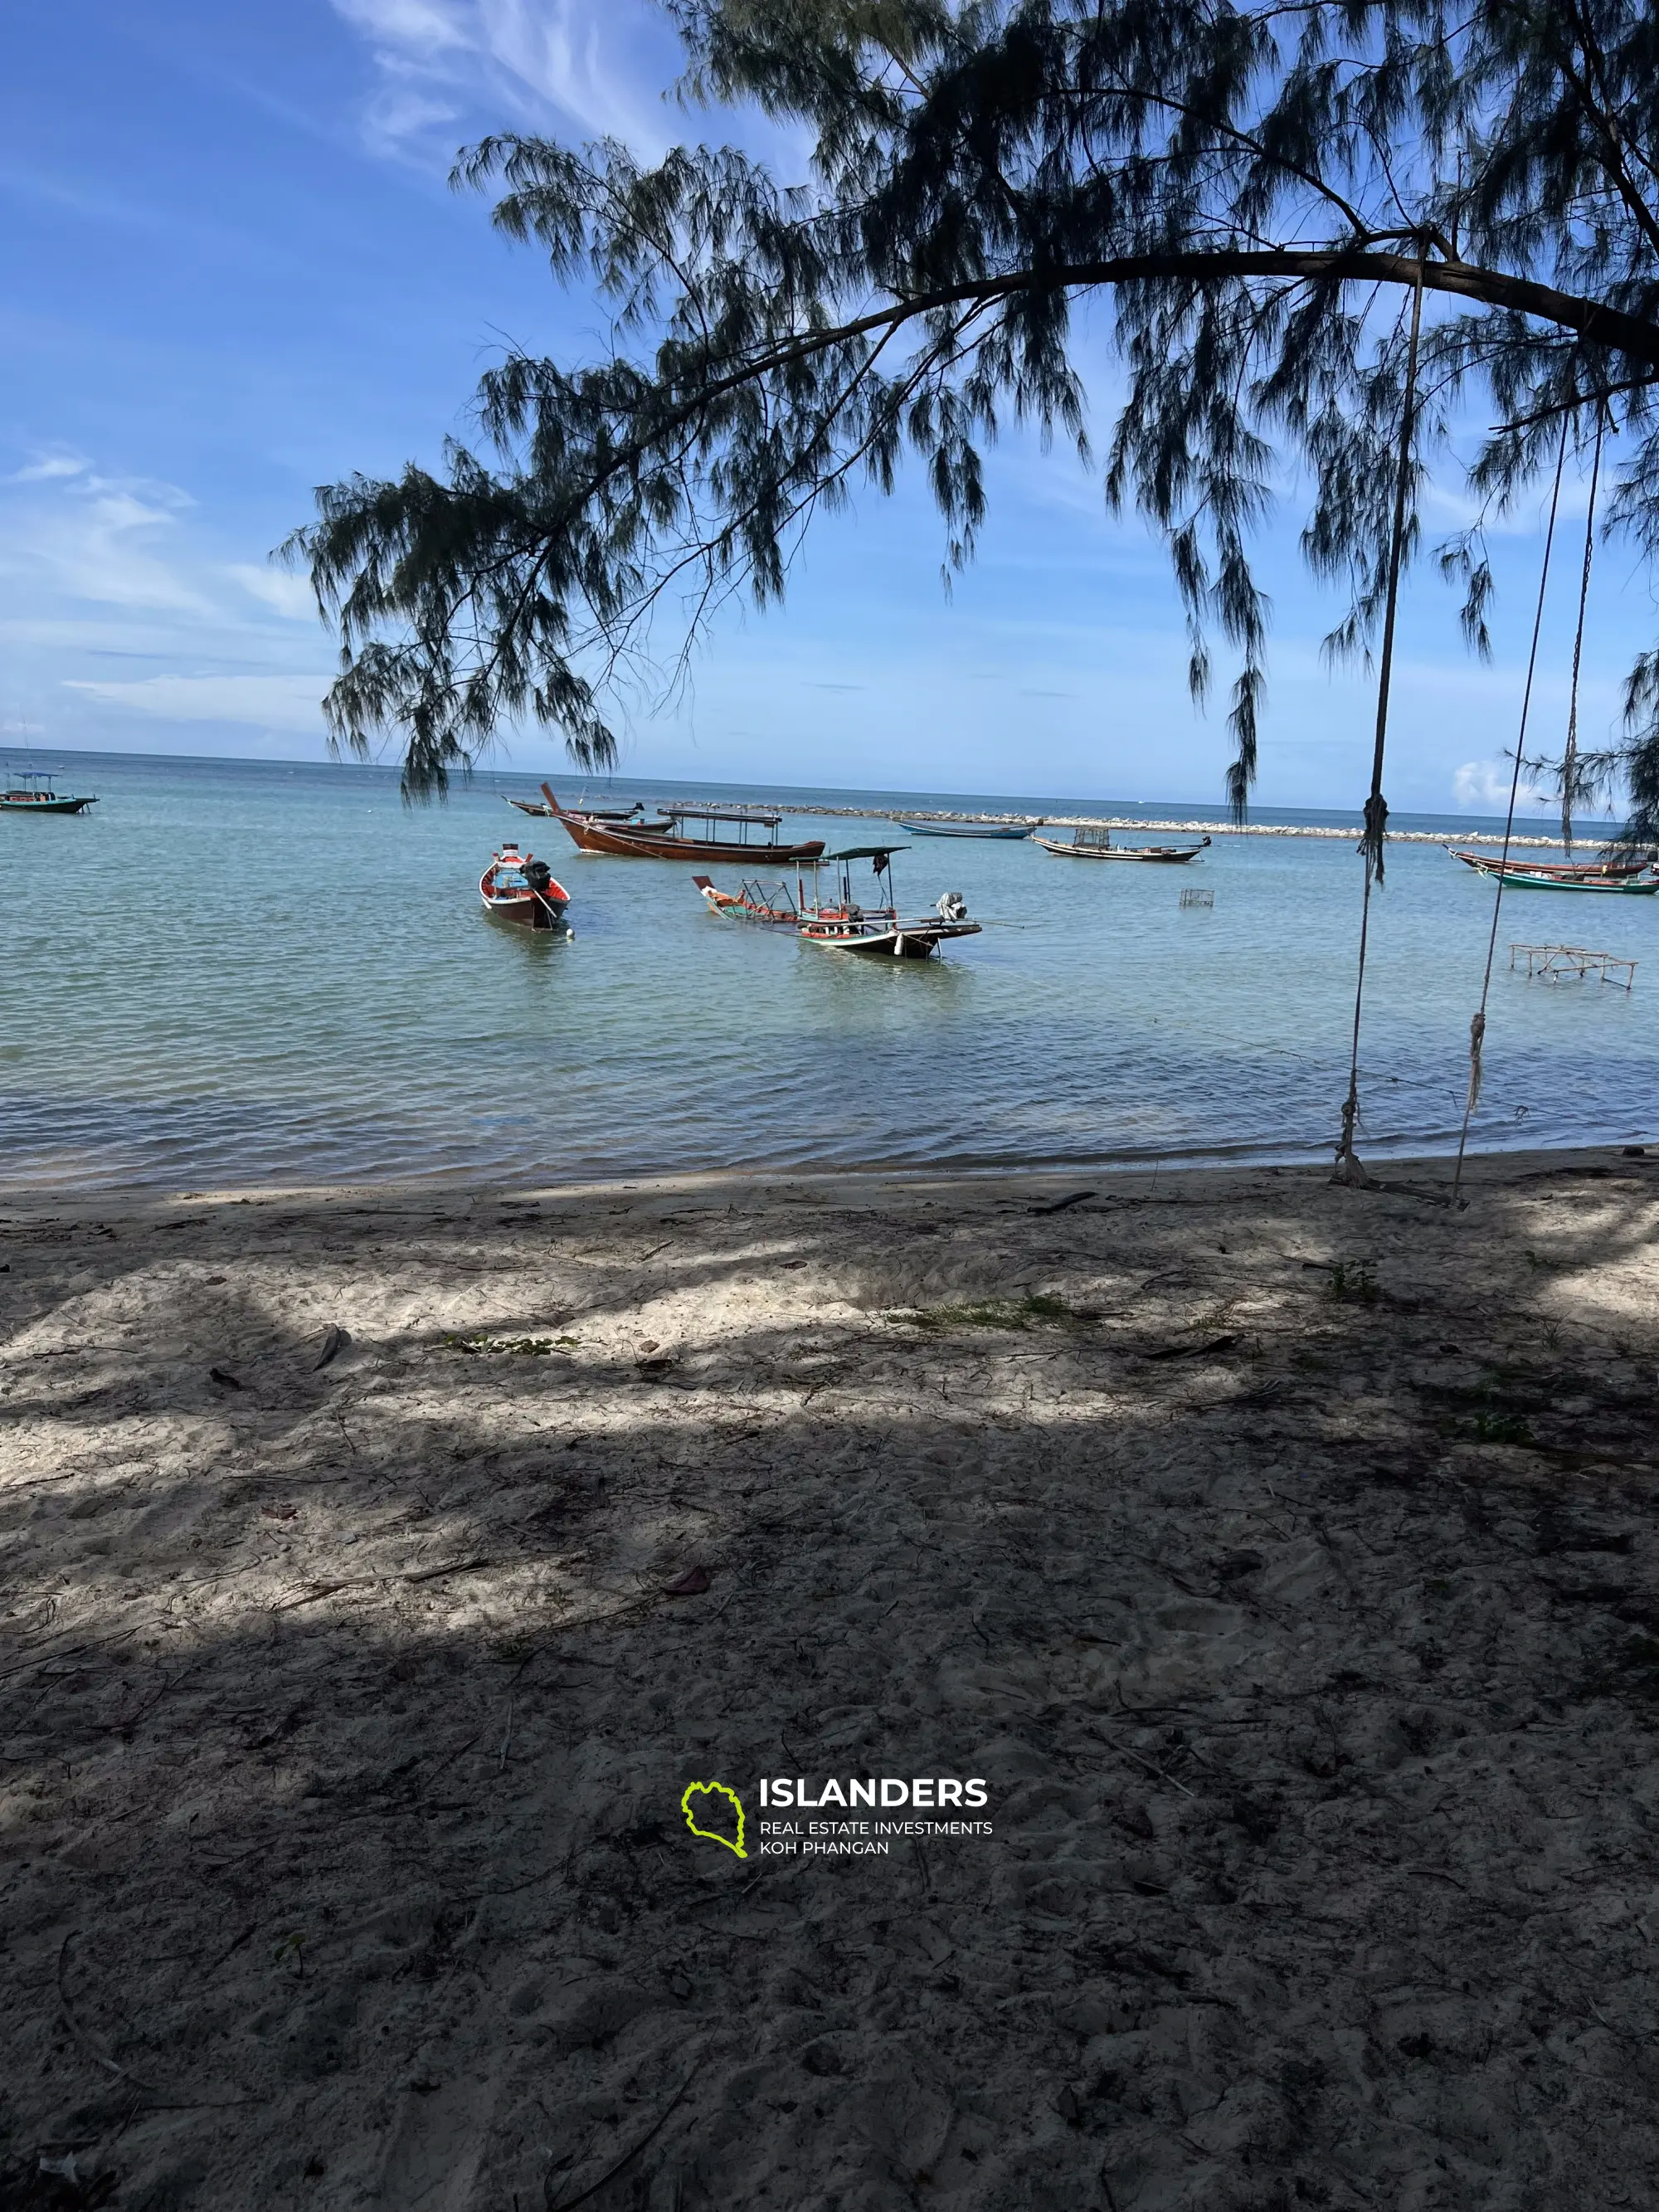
[1,752,1652,1191]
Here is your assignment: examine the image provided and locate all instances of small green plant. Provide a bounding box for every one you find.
[897,1292,1082,1332]
[1327,1261,1378,1304]
[1424,1576,1452,1596]
[446,1333,557,1356]
[1469,1409,1535,1446]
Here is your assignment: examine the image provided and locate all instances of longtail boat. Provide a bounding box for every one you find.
[479,843,573,931]
[543,785,823,863]
[1448,845,1651,883]
[508,792,657,822]
[897,818,1034,840]
[694,846,980,956]
[797,847,980,958]
[1035,826,1209,862]
[1,772,97,815]
[692,873,803,925]
[1468,864,1659,895]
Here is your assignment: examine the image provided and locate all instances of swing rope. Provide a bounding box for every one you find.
[1561,407,1605,859]
[1334,256,1425,1187]
[1449,410,1572,1206]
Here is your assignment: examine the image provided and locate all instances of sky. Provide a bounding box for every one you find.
[1,0,1652,813]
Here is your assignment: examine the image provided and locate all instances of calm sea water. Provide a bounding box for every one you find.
[1,752,1652,1193]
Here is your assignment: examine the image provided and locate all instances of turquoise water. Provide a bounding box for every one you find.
[1,751,1652,1191]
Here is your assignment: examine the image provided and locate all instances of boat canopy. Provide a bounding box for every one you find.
[825,845,908,861]
[664,803,784,827]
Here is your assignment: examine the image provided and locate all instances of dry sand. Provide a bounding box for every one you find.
[2,1153,1657,2211]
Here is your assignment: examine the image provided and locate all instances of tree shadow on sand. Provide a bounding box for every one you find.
[2,1157,1658,2210]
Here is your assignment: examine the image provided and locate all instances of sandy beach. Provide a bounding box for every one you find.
[2,1152,1657,2210]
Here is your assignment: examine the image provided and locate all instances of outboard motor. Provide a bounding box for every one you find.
[936,890,968,922]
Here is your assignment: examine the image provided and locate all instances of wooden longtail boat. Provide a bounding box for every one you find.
[543,785,823,863]
[1448,846,1651,882]
[479,844,573,931]
[795,847,981,958]
[1473,865,1659,895]
[897,819,1034,840]
[1,772,97,815]
[508,792,659,823]
[691,874,802,925]
[695,847,980,956]
[1035,826,1209,862]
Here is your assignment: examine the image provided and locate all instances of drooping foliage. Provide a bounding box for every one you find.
[293,0,1659,830]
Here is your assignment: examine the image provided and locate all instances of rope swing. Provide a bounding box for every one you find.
[1561,407,1605,858]
[1449,411,1572,1206]
[1334,256,1425,1188]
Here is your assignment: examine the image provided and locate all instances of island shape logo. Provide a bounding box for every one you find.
[681,1780,747,1859]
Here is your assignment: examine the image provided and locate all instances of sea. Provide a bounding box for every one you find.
[1,750,1652,1195]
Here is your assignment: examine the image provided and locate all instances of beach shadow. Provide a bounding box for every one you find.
[2,1158,1657,2210]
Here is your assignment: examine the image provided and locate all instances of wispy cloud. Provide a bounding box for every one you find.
[228,564,321,621]
[0,465,211,616]
[62,674,329,730]
[0,449,338,744]
[333,0,678,158]
[7,450,90,485]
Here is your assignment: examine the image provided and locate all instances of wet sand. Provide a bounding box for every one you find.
[2,1152,1657,2209]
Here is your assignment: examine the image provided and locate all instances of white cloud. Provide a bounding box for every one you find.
[335,0,470,53]
[0,469,211,616]
[1452,758,1552,812]
[7,451,90,484]
[332,0,675,156]
[62,674,329,729]
[228,564,320,620]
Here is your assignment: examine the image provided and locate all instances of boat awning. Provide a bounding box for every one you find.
[825,845,907,861]
[664,804,784,827]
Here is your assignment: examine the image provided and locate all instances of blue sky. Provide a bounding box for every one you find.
[0,0,1647,813]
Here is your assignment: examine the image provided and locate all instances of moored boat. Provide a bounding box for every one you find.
[509,791,658,822]
[896,818,1034,840]
[691,873,803,925]
[795,846,980,958]
[479,843,573,931]
[544,786,823,862]
[1,771,97,815]
[1036,826,1209,861]
[1447,845,1652,884]
[1469,864,1659,895]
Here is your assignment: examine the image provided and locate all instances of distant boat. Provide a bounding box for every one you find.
[508,792,653,822]
[1448,846,1652,885]
[897,819,1034,840]
[1037,826,1209,862]
[479,843,573,931]
[543,785,823,863]
[1,771,96,815]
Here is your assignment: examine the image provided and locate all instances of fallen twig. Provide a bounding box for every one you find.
[271,1578,373,1611]
[1029,1189,1097,1216]
[545,2062,700,2212]
[404,1555,492,1585]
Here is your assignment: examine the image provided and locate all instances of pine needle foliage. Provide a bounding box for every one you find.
[292,0,1659,818]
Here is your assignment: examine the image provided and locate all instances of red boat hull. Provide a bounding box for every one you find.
[547,792,823,863]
